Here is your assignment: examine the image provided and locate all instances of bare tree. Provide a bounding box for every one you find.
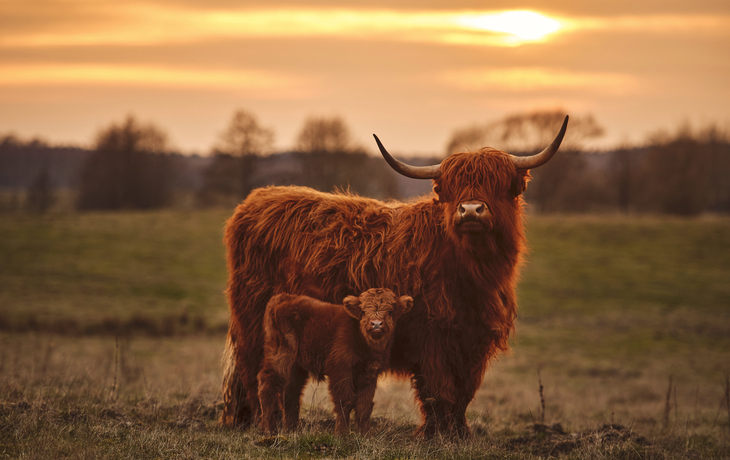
[523,151,592,213]
[445,109,604,156]
[635,123,730,215]
[444,125,488,157]
[218,110,275,157]
[296,116,352,153]
[609,146,634,214]
[215,109,274,198]
[295,116,362,192]
[197,110,275,206]
[26,165,55,214]
[196,153,245,208]
[76,116,174,210]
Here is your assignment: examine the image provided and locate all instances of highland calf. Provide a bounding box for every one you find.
[257,288,413,435]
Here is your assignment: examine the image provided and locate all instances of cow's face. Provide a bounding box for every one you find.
[343,288,413,348]
[373,115,566,248]
[435,149,529,240]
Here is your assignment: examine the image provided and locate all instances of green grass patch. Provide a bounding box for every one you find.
[2,211,729,333]
[520,215,730,316]
[0,209,231,331]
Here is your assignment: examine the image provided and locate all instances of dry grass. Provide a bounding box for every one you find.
[1,326,728,459]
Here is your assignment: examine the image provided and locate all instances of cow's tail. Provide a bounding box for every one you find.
[219,328,252,427]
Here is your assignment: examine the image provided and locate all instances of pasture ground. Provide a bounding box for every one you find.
[1,210,729,458]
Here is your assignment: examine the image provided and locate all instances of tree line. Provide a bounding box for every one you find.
[1,109,729,216]
[444,110,730,215]
[195,112,399,208]
[76,112,400,211]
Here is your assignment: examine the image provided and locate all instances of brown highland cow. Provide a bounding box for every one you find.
[221,116,569,438]
[257,288,413,435]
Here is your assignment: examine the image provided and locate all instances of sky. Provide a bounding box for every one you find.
[1,0,729,156]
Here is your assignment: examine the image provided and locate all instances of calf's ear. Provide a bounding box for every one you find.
[342,296,362,320]
[397,296,414,315]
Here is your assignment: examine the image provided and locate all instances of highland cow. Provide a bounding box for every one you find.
[220,116,569,438]
[257,288,413,435]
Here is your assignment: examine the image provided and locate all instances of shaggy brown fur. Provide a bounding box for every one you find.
[257,288,413,435]
[221,148,531,438]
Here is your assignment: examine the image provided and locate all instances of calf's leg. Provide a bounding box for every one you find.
[257,360,284,434]
[282,366,308,431]
[354,383,377,435]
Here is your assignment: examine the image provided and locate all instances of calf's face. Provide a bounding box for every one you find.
[343,288,413,348]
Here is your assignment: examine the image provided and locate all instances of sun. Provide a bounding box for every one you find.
[457,10,562,42]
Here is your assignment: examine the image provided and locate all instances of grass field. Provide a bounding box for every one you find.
[1,210,729,458]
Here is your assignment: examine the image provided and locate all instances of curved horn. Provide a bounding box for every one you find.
[373,134,441,179]
[510,115,569,170]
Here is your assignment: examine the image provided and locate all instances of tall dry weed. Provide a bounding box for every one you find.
[663,375,673,430]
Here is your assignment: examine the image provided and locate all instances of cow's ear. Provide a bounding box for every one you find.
[342,296,362,320]
[511,170,531,197]
[432,183,442,201]
[397,296,413,316]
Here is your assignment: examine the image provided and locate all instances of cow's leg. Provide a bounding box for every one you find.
[220,373,252,427]
[452,338,494,438]
[282,366,308,431]
[450,380,478,439]
[411,373,454,438]
[409,329,470,438]
[220,326,259,428]
[221,287,271,428]
[241,334,265,427]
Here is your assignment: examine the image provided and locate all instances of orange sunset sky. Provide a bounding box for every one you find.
[1,0,729,155]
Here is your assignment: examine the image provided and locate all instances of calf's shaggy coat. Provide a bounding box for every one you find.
[257,288,412,434]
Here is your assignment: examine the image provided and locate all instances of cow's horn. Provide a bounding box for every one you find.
[373,134,441,179]
[510,115,569,170]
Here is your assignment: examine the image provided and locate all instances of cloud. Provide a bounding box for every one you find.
[0,4,567,48]
[442,67,640,94]
[562,14,730,34]
[0,63,313,97]
[2,2,727,51]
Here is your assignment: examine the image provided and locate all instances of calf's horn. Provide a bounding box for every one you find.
[510,115,569,170]
[373,134,441,180]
